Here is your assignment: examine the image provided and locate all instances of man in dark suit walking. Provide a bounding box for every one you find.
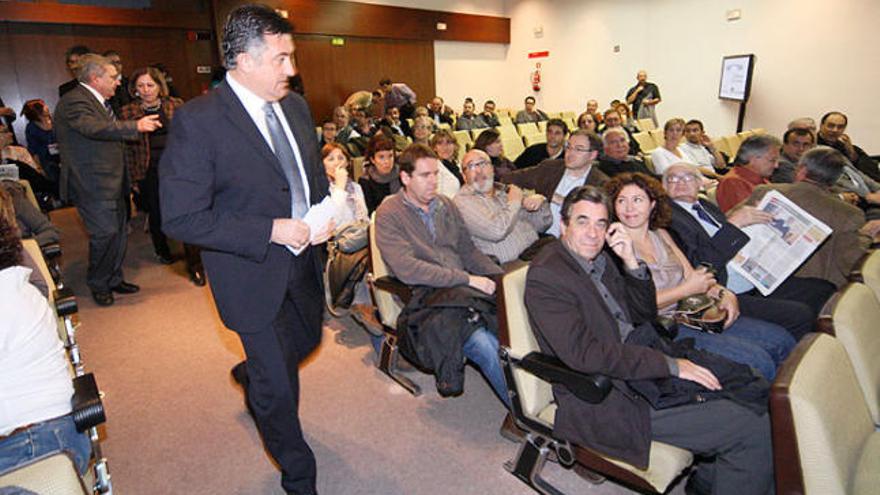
[54,53,161,306]
[160,5,331,494]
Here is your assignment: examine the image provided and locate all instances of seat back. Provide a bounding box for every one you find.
[499,265,555,424]
[647,129,664,149]
[636,118,656,131]
[516,122,538,136]
[523,133,546,147]
[502,137,526,161]
[830,282,880,424]
[724,134,743,157]
[368,212,403,327]
[352,156,366,182]
[771,333,876,495]
[633,131,656,153]
[855,250,880,301]
[0,453,89,495]
[536,120,547,133]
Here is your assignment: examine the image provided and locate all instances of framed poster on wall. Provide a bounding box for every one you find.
[719,54,755,102]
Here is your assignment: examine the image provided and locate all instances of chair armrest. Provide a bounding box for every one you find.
[71,373,106,432]
[40,242,62,260]
[54,287,78,317]
[373,276,413,304]
[519,352,612,404]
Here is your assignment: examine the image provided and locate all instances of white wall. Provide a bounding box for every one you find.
[429,0,880,153]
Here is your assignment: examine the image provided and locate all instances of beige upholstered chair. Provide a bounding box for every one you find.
[849,249,880,301]
[523,133,547,147]
[771,333,880,494]
[0,453,90,495]
[632,132,656,153]
[818,282,880,425]
[636,118,656,131]
[497,265,693,494]
[647,129,664,149]
[502,137,526,161]
[516,122,539,136]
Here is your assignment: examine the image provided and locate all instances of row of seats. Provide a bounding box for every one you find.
[634,127,767,158]
[0,180,111,494]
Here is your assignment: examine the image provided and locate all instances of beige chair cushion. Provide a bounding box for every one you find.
[789,334,877,495]
[853,433,880,495]
[858,250,880,302]
[0,453,89,494]
[369,213,403,328]
[21,238,69,346]
[504,266,692,492]
[831,283,880,425]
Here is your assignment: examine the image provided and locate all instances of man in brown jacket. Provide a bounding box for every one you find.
[525,185,773,495]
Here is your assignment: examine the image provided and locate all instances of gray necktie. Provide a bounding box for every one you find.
[263,102,308,219]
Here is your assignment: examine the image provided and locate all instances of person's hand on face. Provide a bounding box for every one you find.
[605,222,638,268]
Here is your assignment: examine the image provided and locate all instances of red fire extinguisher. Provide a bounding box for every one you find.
[532,62,542,92]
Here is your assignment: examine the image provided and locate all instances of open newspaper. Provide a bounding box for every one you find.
[730,190,832,296]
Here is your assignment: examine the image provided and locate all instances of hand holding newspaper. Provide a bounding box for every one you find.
[729,190,832,295]
[288,195,338,256]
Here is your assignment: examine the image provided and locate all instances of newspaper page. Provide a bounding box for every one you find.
[730,190,832,296]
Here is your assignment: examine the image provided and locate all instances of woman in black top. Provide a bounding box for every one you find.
[358,133,400,213]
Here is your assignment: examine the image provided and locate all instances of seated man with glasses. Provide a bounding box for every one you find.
[662,162,834,341]
[454,149,552,265]
[502,129,608,237]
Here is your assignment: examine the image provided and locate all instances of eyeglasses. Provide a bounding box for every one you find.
[666,174,698,184]
[464,160,491,171]
[564,143,591,153]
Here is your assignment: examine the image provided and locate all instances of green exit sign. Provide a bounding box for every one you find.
[331,37,345,46]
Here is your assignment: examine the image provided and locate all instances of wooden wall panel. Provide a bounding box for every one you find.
[294,34,435,125]
[1,0,212,29]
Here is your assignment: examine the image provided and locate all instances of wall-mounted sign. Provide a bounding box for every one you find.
[331,37,345,46]
[528,51,549,59]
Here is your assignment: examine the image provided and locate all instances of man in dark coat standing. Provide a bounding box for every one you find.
[160,5,331,494]
[54,53,160,306]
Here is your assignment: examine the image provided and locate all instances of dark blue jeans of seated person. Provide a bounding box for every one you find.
[674,316,796,380]
[0,415,92,476]
[371,327,510,407]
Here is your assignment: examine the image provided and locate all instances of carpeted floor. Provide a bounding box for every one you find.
[52,206,683,495]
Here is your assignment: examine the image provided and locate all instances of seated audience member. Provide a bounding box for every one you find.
[454,149,552,264]
[746,147,880,288]
[477,100,500,128]
[600,108,641,155]
[358,133,399,213]
[616,103,638,134]
[663,163,834,340]
[771,127,814,183]
[319,120,337,148]
[502,130,608,237]
[607,173,794,379]
[473,128,515,179]
[375,144,508,404]
[514,118,567,169]
[0,212,92,476]
[597,128,654,177]
[514,96,548,124]
[832,160,880,221]
[323,143,369,226]
[817,111,880,181]
[650,118,699,176]
[333,106,360,144]
[679,119,727,174]
[715,134,781,213]
[1,130,59,209]
[58,45,91,98]
[427,96,455,126]
[585,99,602,126]
[525,185,773,495]
[0,187,50,296]
[411,116,433,146]
[788,117,817,135]
[378,106,410,138]
[379,77,417,119]
[431,129,464,185]
[349,107,376,139]
[21,99,61,184]
[0,180,60,247]
[576,111,597,133]
[455,100,483,131]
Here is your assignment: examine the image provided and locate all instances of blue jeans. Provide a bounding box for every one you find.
[0,415,91,476]
[463,328,510,407]
[674,316,796,380]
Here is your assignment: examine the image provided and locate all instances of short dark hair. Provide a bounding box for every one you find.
[20,99,46,122]
[604,173,672,229]
[783,127,814,144]
[378,77,392,86]
[524,96,535,104]
[366,133,395,161]
[398,143,437,177]
[65,45,91,59]
[547,118,568,134]
[222,4,293,69]
[473,128,502,152]
[734,134,782,166]
[799,146,847,186]
[560,186,610,226]
[0,188,23,270]
[603,108,619,119]
[485,99,495,106]
[568,129,602,152]
[820,111,847,127]
[685,119,704,131]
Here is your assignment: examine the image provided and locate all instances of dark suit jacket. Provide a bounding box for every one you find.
[53,83,139,203]
[525,241,668,468]
[160,80,329,333]
[666,199,749,286]
[58,79,79,98]
[500,159,608,199]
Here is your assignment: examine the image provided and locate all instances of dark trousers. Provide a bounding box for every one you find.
[235,250,323,494]
[738,276,835,340]
[76,196,128,292]
[140,168,171,258]
[651,400,773,495]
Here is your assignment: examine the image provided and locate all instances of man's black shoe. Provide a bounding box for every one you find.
[92,291,114,306]
[111,281,140,294]
[189,270,206,287]
[156,252,175,265]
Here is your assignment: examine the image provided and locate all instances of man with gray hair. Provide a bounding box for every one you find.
[54,53,161,306]
[746,147,880,287]
[597,127,653,177]
[715,134,782,212]
[454,149,552,264]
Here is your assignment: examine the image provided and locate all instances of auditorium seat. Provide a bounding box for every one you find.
[0,453,90,495]
[516,122,539,137]
[711,138,731,160]
[497,265,693,494]
[18,179,40,210]
[523,133,546,147]
[502,137,526,161]
[352,156,365,182]
[771,333,880,494]
[636,118,656,132]
[848,249,880,301]
[498,125,520,142]
[536,120,547,133]
[647,129,664,149]
[497,115,514,127]
[561,111,577,121]
[723,135,742,157]
[817,282,880,425]
[633,132,657,153]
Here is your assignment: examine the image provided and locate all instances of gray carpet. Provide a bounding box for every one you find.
[51,206,682,495]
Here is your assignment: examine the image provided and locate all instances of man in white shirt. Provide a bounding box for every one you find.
[679,119,726,173]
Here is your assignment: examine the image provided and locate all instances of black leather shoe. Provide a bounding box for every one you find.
[92,291,114,306]
[111,281,140,294]
[156,252,175,265]
[189,270,206,287]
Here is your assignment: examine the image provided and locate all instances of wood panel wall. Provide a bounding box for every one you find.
[0,21,218,142]
[294,34,434,125]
